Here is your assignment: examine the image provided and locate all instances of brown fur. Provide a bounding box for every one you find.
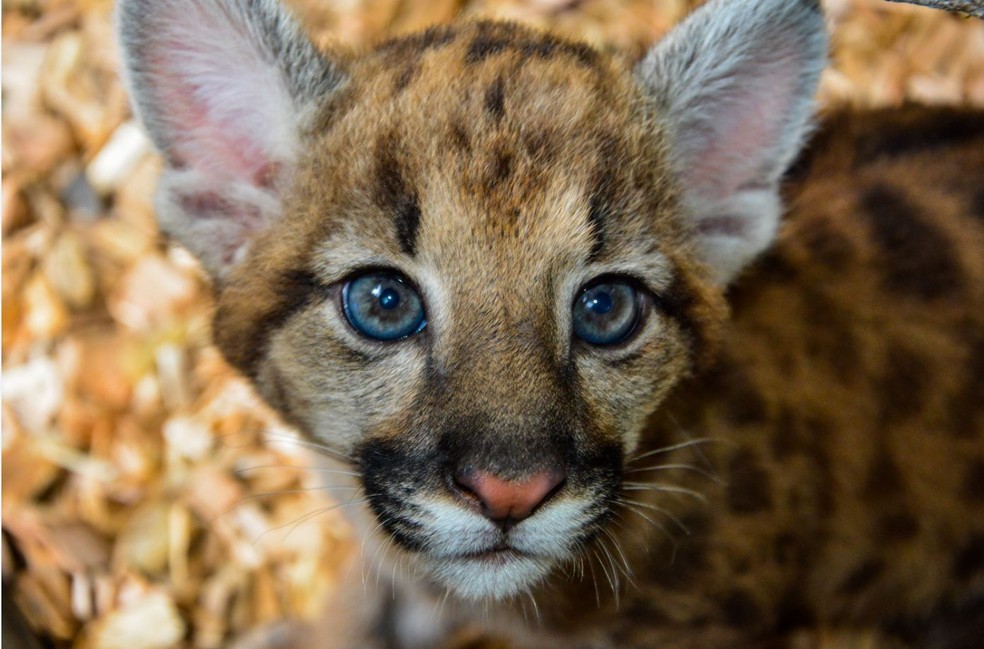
[132,15,984,649]
[226,22,984,643]
[531,105,984,648]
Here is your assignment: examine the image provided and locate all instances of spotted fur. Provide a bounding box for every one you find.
[118,0,984,647]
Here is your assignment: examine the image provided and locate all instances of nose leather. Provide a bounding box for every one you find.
[454,467,566,524]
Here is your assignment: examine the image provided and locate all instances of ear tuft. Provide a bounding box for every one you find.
[635,0,827,283]
[118,0,346,277]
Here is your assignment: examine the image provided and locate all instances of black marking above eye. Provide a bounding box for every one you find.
[572,278,642,346]
[374,135,420,256]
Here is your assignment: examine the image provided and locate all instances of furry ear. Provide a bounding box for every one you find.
[118,0,345,277]
[635,0,827,284]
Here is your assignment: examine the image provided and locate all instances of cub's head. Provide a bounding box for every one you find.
[119,0,825,599]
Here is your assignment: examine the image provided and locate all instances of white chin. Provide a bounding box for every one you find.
[424,552,554,600]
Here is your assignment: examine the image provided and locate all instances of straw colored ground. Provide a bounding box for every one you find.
[2,1,983,647]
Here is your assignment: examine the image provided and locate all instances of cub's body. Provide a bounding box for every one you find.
[572,106,984,648]
[117,0,984,646]
[362,107,984,649]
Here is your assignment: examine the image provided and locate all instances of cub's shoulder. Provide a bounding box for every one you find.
[758,105,984,305]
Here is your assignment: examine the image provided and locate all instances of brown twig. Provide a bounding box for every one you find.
[885,0,984,18]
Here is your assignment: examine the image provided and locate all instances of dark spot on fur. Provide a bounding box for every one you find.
[860,184,963,301]
[565,41,600,67]
[394,198,421,257]
[519,36,559,60]
[972,188,984,223]
[518,35,599,67]
[488,149,513,187]
[771,408,799,459]
[748,247,799,281]
[448,120,471,153]
[775,588,816,632]
[922,590,984,649]
[772,411,831,460]
[484,76,506,122]
[727,449,773,514]
[374,135,421,256]
[699,358,769,425]
[523,128,558,164]
[800,289,858,382]
[226,269,329,378]
[650,513,709,589]
[801,217,854,270]
[862,451,904,501]
[586,194,608,261]
[773,533,805,567]
[854,107,984,164]
[379,25,456,57]
[622,600,670,628]
[952,535,984,581]
[726,383,768,427]
[813,439,836,518]
[465,22,599,68]
[961,460,984,502]
[584,135,625,261]
[466,25,512,64]
[379,26,456,93]
[878,345,930,425]
[837,558,885,595]
[651,538,705,589]
[719,589,762,628]
[394,63,419,92]
[948,334,984,438]
[878,510,920,542]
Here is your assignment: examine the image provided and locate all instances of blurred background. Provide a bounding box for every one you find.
[2,1,983,647]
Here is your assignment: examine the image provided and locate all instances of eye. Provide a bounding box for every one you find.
[342,272,426,341]
[572,279,641,346]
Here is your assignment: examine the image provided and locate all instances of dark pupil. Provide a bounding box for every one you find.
[573,281,639,346]
[376,285,401,310]
[585,291,613,315]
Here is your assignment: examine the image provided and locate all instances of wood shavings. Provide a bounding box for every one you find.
[76,586,187,649]
[86,122,153,196]
[2,1,981,647]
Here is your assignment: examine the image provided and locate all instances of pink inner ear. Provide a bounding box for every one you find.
[152,63,274,184]
[142,9,285,187]
[686,61,799,201]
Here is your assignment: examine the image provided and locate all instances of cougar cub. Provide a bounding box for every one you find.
[118,0,984,646]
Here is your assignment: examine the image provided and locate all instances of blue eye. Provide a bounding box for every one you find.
[342,272,426,341]
[572,280,641,346]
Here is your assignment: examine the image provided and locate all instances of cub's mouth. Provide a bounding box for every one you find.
[358,437,622,600]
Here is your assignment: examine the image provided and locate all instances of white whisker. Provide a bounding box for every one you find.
[621,482,707,503]
[627,437,718,463]
[234,464,360,477]
[251,496,369,545]
[624,463,723,484]
[618,497,692,535]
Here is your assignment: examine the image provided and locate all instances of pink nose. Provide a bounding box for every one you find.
[453,467,566,527]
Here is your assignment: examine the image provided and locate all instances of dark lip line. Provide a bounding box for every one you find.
[454,546,529,560]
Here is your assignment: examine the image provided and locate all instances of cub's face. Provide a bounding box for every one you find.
[213,25,719,597]
[120,0,824,599]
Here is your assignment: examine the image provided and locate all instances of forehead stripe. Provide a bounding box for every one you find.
[484,75,506,122]
[464,21,600,68]
[223,269,326,378]
[586,193,608,261]
[374,135,421,256]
